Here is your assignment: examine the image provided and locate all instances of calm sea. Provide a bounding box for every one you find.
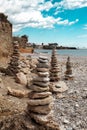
[35,49,87,56]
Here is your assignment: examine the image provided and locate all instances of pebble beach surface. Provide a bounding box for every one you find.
[52,55,87,130]
[32,53,87,130]
[0,52,87,130]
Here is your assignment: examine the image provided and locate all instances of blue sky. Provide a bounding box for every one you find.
[0,0,87,48]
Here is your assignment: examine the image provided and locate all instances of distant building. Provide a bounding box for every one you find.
[0,13,12,57]
[48,43,58,48]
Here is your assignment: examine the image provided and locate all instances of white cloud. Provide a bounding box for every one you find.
[56,0,87,10]
[57,19,79,25]
[0,0,79,32]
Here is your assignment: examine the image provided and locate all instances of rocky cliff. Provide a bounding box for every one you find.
[0,13,12,58]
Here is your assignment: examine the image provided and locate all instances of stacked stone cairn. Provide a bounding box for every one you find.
[27,56,53,125]
[50,47,60,82]
[6,41,20,76]
[65,56,73,80]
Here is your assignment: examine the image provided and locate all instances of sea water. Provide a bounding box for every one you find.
[35,49,87,56]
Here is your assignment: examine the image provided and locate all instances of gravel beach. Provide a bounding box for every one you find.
[52,55,87,130]
[27,52,87,130]
[0,52,87,130]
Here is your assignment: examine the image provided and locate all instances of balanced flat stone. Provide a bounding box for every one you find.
[38,72,49,77]
[28,95,53,106]
[29,91,52,99]
[28,104,51,115]
[29,111,53,125]
[29,85,49,92]
[38,58,48,63]
[50,77,59,81]
[33,77,50,82]
[50,73,59,76]
[33,81,49,87]
[37,63,49,68]
[50,69,60,73]
[37,68,48,72]
[39,56,48,60]
[65,74,74,80]
[50,81,68,93]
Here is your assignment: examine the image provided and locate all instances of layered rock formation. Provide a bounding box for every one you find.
[50,48,60,82]
[0,13,12,58]
[65,56,74,80]
[27,56,54,125]
[6,41,20,76]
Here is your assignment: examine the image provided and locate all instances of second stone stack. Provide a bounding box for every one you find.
[50,48,60,82]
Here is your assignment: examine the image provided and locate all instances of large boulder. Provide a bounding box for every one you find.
[16,72,27,86]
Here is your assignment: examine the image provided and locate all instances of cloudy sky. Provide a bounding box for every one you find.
[0,0,87,48]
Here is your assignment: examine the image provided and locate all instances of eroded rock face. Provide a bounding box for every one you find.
[27,56,54,125]
[50,48,60,82]
[0,13,12,59]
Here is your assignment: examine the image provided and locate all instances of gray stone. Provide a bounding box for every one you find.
[38,72,49,77]
[29,111,52,125]
[50,81,68,93]
[33,81,49,87]
[33,77,50,82]
[16,72,27,85]
[38,58,48,63]
[37,63,49,68]
[29,91,52,99]
[28,104,51,114]
[29,85,49,92]
[37,68,49,72]
[39,56,48,60]
[28,95,53,106]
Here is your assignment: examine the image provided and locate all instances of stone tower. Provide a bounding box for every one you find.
[27,56,53,125]
[65,56,73,80]
[6,41,20,76]
[0,13,12,58]
[50,47,60,82]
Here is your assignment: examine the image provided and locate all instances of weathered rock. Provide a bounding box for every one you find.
[16,72,27,85]
[29,91,52,99]
[39,56,48,60]
[29,85,49,92]
[29,112,52,125]
[50,77,60,82]
[28,104,51,114]
[37,63,49,68]
[37,68,48,72]
[65,74,74,80]
[50,69,60,73]
[7,87,29,98]
[33,77,50,82]
[50,81,68,93]
[38,58,48,63]
[38,72,49,77]
[28,95,53,106]
[21,67,30,74]
[33,81,49,87]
